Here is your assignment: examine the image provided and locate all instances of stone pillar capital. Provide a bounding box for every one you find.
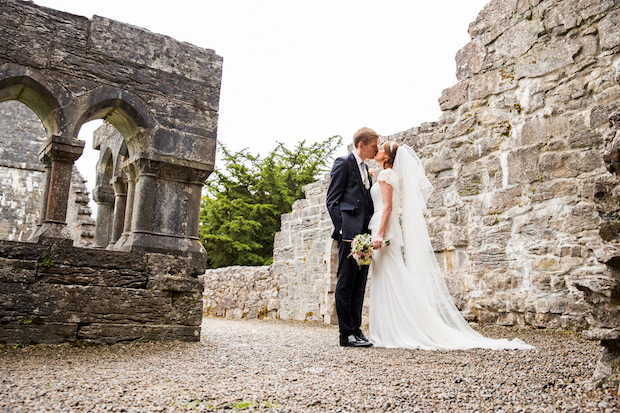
[92,185,115,204]
[40,136,85,163]
[127,157,212,185]
[111,176,128,196]
[134,158,161,177]
[114,157,209,262]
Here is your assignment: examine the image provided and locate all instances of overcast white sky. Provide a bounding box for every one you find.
[31,0,489,213]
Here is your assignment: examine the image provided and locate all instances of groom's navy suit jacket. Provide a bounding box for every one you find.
[326,153,373,241]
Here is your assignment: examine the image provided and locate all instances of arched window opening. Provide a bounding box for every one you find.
[87,121,130,249]
[0,100,47,241]
[0,76,60,137]
[0,100,92,245]
[91,147,114,248]
[75,97,148,251]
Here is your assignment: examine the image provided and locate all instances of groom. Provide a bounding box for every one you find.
[326,127,379,347]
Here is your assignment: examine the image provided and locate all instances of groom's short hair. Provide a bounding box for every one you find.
[353,127,379,148]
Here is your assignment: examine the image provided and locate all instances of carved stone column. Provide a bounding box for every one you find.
[28,137,84,243]
[130,158,158,235]
[92,185,115,248]
[111,164,135,250]
[109,176,128,247]
[34,153,52,228]
[115,157,211,262]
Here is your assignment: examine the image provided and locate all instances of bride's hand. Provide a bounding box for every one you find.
[373,236,384,250]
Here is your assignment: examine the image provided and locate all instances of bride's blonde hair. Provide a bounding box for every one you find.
[382,141,399,169]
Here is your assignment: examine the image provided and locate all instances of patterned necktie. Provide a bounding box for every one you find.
[361,163,369,189]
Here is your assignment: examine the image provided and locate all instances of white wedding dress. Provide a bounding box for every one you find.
[368,145,533,350]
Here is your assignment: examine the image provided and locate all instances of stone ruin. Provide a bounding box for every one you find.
[0,0,222,344]
[3,0,620,387]
[201,0,620,386]
[590,65,620,387]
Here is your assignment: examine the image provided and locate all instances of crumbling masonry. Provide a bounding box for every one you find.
[0,0,222,344]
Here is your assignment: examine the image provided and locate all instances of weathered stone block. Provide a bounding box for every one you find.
[147,274,203,293]
[0,257,37,283]
[0,322,78,345]
[456,40,485,80]
[145,253,204,278]
[469,69,518,100]
[516,116,551,146]
[78,323,200,344]
[596,9,620,51]
[485,186,523,214]
[507,146,539,184]
[539,151,603,179]
[439,81,469,111]
[494,18,544,59]
[515,39,581,78]
[38,265,148,289]
[543,0,580,33]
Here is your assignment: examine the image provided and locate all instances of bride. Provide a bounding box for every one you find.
[368,141,533,350]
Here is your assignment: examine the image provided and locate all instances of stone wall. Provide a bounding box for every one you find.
[0,101,95,246]
[392,0,620,330]
[202,0,620,331]
[200,266,278,319]
[272,177,338,323]
[0,239,204,345]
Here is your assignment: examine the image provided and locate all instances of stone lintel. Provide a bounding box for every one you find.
[0,239,203,345]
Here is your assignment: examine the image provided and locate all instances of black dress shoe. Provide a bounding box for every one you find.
[340,334,373,347]
[356,332,370,342]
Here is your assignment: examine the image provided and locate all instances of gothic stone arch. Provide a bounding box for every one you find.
[0,0,222,262]
[0,0,222,345]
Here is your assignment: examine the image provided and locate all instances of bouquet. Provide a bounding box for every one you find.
[348,233,390,267]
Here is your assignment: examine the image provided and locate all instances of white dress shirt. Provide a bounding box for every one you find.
[353,151,369,189]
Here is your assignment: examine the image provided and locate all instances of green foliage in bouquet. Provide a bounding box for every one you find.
[199,136,342,268]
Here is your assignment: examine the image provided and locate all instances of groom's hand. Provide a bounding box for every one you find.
[372,236,384,250]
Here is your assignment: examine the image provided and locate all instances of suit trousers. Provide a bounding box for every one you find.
[335,239,369,336]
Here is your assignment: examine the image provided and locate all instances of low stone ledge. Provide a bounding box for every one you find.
[0,239,147,271]
[0,239,203,345]
[77,323,201,344]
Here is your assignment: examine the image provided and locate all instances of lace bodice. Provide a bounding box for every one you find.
[377,168,395,186]
[368,168,403,245]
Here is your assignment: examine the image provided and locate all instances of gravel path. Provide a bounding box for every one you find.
[1,318,618,412]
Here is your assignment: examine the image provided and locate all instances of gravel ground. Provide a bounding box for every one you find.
[1,317,618,412]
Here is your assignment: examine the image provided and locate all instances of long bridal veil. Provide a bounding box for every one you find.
[394,144,533,347]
